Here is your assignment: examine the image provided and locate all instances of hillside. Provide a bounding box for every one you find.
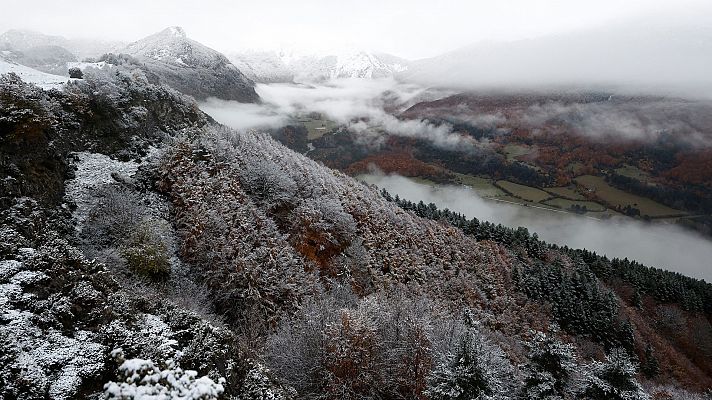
[0,29,123,59]
[0,57,73,89]
[1,64,711,399]
[121,26,259,102]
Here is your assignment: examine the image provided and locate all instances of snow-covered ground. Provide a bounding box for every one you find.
[0,58,74,90]
[64,152,144,227]
[67,60,110,71]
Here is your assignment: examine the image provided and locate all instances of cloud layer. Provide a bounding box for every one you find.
[362,174,712,282]
[200,79,467,150]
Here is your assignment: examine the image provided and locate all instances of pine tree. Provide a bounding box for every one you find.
[640,344,660,379]
[425,328,516,400]
[576,348,650,400]
[521,328,577,400]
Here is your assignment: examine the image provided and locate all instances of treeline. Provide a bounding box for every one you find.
[381,189,712,315]
[606,172,712,214]
[415,142,555,188]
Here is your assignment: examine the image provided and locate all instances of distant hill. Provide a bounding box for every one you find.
[0,29,123,59]
[0,45,76,76]
[121,26,259,102]
[403,23,712,95]
[229,48,409,83]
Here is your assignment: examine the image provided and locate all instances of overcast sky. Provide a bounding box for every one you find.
[2,0,711,59]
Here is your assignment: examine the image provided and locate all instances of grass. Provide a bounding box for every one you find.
[300,117,339,140]
[452,173,504,197]
[496,180,552,203]
[544,186,587,200]
[574,175,685,217]
[501,143,533,161]
[544,198,607,212]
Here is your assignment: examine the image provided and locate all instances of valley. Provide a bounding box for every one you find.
[2,6,712,398]
[246,88,711,239]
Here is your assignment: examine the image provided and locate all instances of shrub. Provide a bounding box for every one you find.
[121,223,170,280]
[104,348,225,399]
[68,67,83,79]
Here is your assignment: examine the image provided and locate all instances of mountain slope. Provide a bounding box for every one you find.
[2,61,711,398]
[404,23,712,93]
[0,45,77,75]
[229,49,409,83]
[0,29,123,59]
[122,26,259,102]
[0,57,73,89]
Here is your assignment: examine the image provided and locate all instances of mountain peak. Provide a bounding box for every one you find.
[160,26,186,39]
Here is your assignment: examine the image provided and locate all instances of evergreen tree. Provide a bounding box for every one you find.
[521,328,577,400]
[640,344,660,379]
[426,328,517,400]
[576,348,649,400]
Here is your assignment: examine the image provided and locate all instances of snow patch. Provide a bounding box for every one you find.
[65,151,147,227]
[0,58,75,90]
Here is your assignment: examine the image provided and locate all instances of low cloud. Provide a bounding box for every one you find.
[200,98,289,130]
[200,78,472,150]
[362,174,712,282]
[406,9,712,98]
[520,100,712,146]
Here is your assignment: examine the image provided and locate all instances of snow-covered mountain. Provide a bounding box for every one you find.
[122,26,259,102]
[226,50,294,83]
[0,29,123,60]
[229,49,409,83]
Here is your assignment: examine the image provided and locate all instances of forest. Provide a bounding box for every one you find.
[1,64,712,399]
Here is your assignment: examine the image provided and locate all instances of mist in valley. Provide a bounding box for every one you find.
[361,173,712,282]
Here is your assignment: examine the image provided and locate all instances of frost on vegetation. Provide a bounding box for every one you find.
[576,348,650,400]
[0,261,106,400]
[238,363,294,400]
[104,348,225,400]
[66,151,142,226]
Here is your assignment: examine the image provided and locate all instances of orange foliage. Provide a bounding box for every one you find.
[664,150,712,187]
[345,151,454,182]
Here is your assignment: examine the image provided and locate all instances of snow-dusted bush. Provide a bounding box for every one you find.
[425,327,519,400]
[121,222,170,279]
[104,349,225,400]
[237,363,294,400]
[575,348,649,400]
[521,328,577,400]
[239,158,297,207]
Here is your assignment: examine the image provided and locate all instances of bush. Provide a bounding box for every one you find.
[121,223,170,280]
[68,67,83,79]
[104,348,225,399]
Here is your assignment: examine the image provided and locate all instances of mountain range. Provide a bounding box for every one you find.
[2,22,712,400]
[229,48,409,83]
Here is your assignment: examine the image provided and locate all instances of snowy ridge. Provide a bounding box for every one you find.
[120,26,259,102]
[229,48,410,83]
[0,57,73,90]
[122,26,231,70]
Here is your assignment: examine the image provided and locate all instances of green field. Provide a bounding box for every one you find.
[544,198,607,212]
[574,175,684,217]
[453,173,504,197]
[615,164,652,182]
[496,180,552,202]
[501,144,534,161]
[544,186,587,200]
[298,116,339,140]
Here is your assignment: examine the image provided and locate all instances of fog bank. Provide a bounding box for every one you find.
[201,79,466,149]
[362,174,712,282]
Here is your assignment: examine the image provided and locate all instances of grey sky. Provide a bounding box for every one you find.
[2,0,710,59]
